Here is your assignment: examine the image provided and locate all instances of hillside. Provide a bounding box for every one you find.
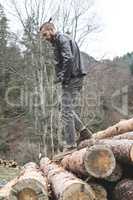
[0,52,133,164]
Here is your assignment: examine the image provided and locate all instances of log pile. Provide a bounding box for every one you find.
[0,159,18,168]
[40,157,95,200]
[61,145,116,178]
[0,118,133,200]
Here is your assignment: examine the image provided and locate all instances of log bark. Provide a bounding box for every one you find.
[78,139,93,149]
[114,179,133,200]
[92,118,133,140]
[86,139,133,164]
[104,162,123,182]
[89,183,108,200]
[113,131,133,140]
[40,157,96,200]
[5,162,49,200]
[61,145,116,178]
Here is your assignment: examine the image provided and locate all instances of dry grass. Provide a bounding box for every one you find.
[0,166,20,187]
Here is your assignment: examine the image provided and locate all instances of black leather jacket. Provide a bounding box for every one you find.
[52,32,87,84]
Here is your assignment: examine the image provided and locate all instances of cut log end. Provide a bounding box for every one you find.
[105,163,123,182]
[84,145,116,178]
[89,183,107,200]
[40,157,95,200]
[9,179,48,200]
[18,188,38,200]
[114,179,133,200]
[62,182,95,200]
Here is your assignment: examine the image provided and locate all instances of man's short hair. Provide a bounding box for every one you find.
[40,22,55,31]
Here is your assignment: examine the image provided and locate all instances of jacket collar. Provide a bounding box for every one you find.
[51,31,61,46]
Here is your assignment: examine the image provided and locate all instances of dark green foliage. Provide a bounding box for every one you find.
[0,142,9,152]
[129,62,133,75]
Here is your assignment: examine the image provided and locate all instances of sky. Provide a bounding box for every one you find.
[1,0,133,60]
[89,0,133,59]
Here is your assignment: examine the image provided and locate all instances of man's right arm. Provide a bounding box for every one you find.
[58,34,74,85]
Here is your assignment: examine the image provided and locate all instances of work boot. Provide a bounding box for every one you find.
[76,128,92,146]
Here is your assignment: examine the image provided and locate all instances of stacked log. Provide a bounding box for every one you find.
[104,163,123,182]
[79,139,133,164]
[86,139,133,164]
[59,118,133,200]
[93,118,133,139]
[89,183,108,200]
[114,179,133,200]
[79,123,133,150]
[40,157,95,200]
[113,131,133,140]
[0,162,49,200]
[1,118,133,200]
[61,145,116,178]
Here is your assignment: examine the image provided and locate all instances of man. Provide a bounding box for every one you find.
[40,19,92,152]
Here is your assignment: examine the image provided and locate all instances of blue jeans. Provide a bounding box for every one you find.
[61,77,84,145]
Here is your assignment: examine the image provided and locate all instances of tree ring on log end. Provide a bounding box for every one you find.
[62,182,95,200]
[89,183,107,200]
[104,163,123,182]
[84,145,116,178]
[9,179,48,200]
[18,188,37,200]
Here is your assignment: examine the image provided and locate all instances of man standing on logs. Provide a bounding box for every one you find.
[39,19,92,152]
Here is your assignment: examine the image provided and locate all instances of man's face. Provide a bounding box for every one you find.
[40,27,53,42]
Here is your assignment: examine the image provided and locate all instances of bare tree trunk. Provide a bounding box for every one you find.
[40,157,96,200]
[61,145,116,178]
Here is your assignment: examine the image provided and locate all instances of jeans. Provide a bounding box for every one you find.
[61,77,84,145]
